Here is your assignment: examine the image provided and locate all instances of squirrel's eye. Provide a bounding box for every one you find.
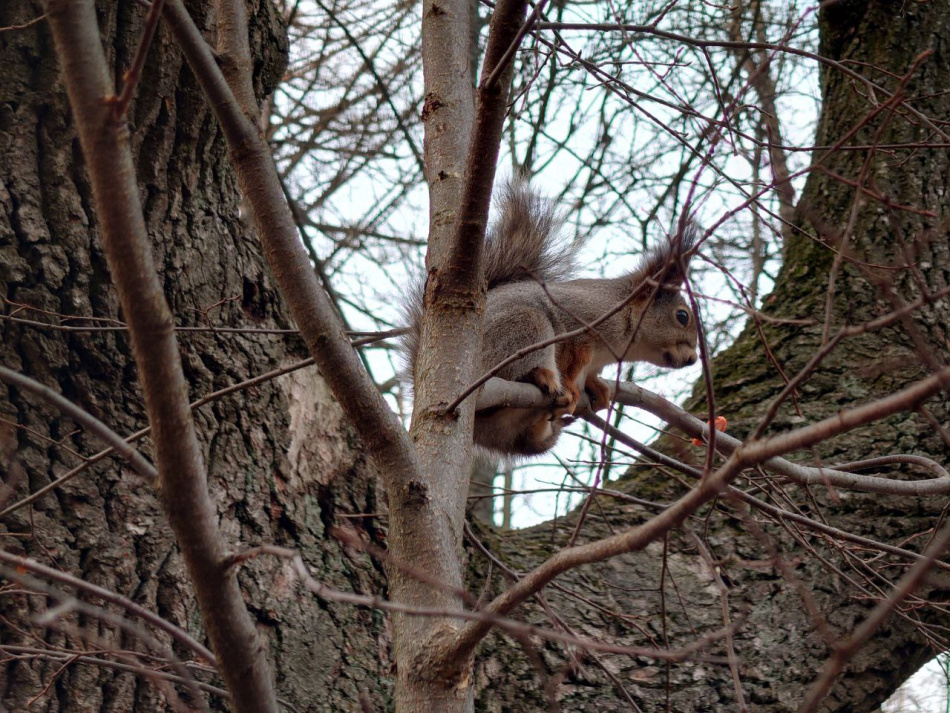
[676,309,690,326]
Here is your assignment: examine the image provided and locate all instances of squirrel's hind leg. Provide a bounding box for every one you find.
[473,407,563,455]
[491,307,577,415]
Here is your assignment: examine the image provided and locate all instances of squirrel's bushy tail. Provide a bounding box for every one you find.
[402,179,573,383]
[482,179,575,288]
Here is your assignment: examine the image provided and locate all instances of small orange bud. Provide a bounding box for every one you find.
[692,416,728,446]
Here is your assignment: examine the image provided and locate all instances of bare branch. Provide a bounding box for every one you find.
[582,408,950,572]
[0,647,301,713]
[40,1,278,709]
[532,21,950,141]
[160,0,418,489]
[393,0,530,699]
[798,504,950,710]
[614,383,950,496]
[111,0,166,119]
[444,366,950,663]
[231,544,739,663]
[475,377,950,496]
[0,366,157,482]
[0,550,214,662]
[0,564,206,710]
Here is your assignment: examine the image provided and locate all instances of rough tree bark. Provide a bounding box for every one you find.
[1,1,948,713]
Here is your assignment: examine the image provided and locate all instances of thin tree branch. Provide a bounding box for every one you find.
[0,366,157,482]
[0,564,206,710]
[111,0,166,119]
[442,366,950,665]
[614,381,950,496]
[311,0,425,174]
[40,1,278,709]
[798,502,950,711]
[0,647,300,713]
[582,409,950,572]
[161,0,418,490]
[531,22,950,141]
[390,0,529,695]
[0,550,215,662]
[474,377,950,495]
[230,544,738,662]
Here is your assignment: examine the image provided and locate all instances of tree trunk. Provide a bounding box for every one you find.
[2,0,948,712]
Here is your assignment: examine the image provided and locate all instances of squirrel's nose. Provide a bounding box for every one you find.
[663,350,697,368]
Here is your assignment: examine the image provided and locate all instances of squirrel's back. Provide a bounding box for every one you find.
[402,180,576,380]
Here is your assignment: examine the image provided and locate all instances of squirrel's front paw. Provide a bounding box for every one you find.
[522,368,578,418]
[584,375,611,412]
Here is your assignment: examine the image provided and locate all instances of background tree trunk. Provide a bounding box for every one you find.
[2,1,948,712]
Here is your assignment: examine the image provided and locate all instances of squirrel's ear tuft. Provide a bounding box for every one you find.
[675,218,700,257]
[665,217,701,284]
[636,218,699,287]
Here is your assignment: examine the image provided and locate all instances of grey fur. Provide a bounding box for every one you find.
[401,180,574,383]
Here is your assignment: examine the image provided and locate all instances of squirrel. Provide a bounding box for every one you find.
[404,180,698,456]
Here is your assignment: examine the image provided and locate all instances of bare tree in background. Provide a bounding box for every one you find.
[1,0,949,711]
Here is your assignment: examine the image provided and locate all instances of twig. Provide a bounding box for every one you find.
[797,500,950,711]
[531,23,950,141]
[229,544,737,662]
[482,0,548,90]
[688,532,748,712]
[474,377,950,496]
[111,0,166,119]
[161,0,417,492]
[0,13,47,32]
[440,365,950,666]
[0,355,333,519]
[0,647,299,712]
[0,564,206,710]
[614,383,950,496]
[0,366,157,482]
[580,411,950,570]
[0,550,214,661]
